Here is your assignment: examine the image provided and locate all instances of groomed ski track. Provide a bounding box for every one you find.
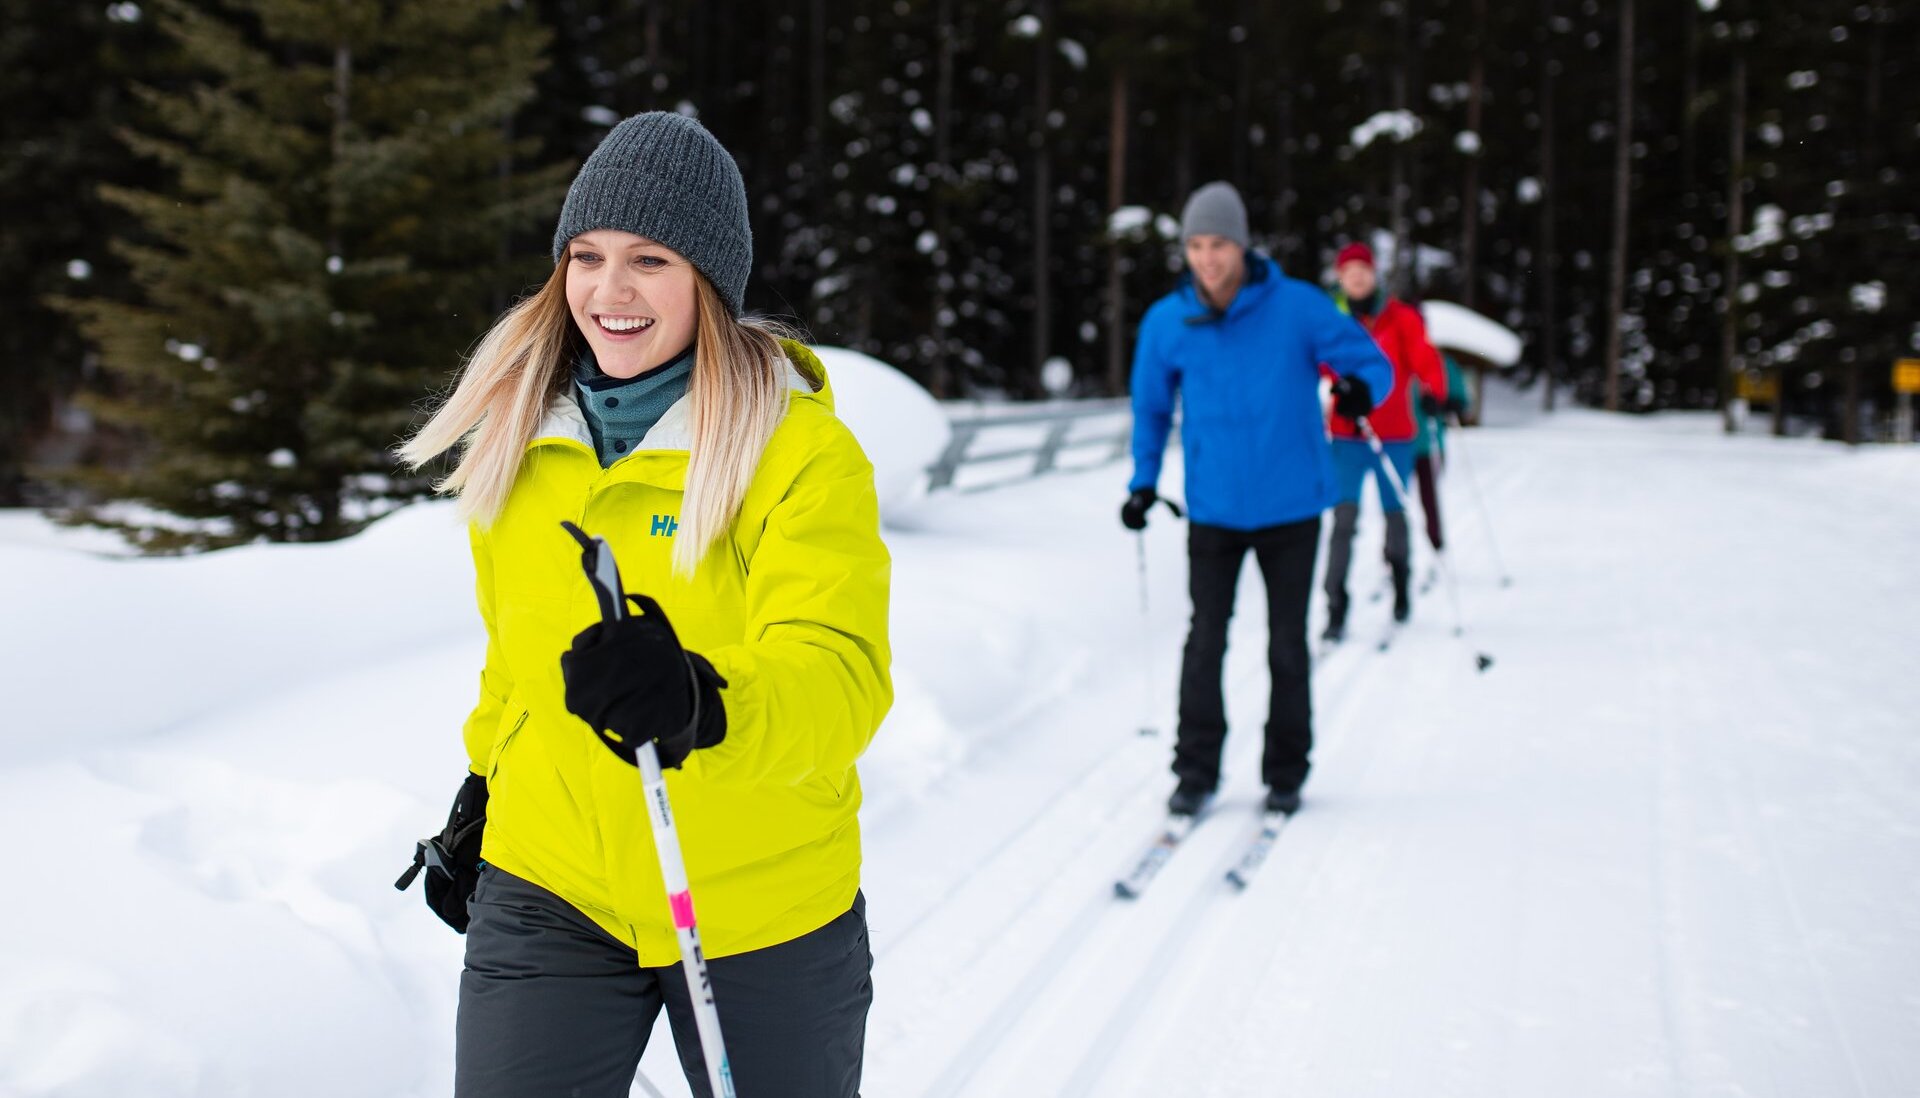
[861,479,1448,1096]
[854,405,1920,1097]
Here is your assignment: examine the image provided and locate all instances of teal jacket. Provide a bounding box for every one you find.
[1414,353,1471,458]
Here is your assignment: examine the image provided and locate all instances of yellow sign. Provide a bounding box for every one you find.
[1736,370,1779,404]
[1895,359,1920,395]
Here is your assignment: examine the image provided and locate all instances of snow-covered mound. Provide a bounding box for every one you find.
[808,344,949,518]
[1422,300,1522,368]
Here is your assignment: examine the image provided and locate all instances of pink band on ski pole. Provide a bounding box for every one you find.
[670,891,696,929]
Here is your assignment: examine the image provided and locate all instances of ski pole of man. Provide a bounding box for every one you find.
[1123,182,1393,826]
[1320,241,1453,642]
[395,111,890,1098]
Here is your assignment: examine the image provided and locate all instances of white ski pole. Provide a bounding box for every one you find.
[563,521,738,1098]
[1357,419,1493,673]
[1131,497,1186,735]
[1441,416,1513,587]
[1135,532,1157,737]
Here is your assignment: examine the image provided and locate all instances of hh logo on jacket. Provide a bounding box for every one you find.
[650,514,679,538]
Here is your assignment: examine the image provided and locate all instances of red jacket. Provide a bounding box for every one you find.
[1328,297,1447,443]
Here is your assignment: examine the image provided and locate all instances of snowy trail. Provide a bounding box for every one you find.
[5,396,1919,1098]
[870,574,1396,1097]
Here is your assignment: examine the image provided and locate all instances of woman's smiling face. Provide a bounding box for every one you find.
[564,230,699,379]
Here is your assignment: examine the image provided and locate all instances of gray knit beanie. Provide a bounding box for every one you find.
[552,111,753,317]
[1180,181,1250,248]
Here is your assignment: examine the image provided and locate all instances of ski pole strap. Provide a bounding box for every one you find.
[1157,498,1184,519]
[394,844,428,890]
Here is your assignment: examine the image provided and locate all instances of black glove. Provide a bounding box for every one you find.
[1420,392,1469,420]
[1331,375,1375,421]
[1120,487,1158,531]
[394,772,488,933]
[561,593,728,769]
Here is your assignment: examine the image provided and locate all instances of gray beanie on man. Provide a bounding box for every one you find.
[552,111,753,317]
[1180,181,1250,248]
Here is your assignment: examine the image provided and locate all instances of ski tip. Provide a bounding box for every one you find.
[1224,872,1248,892]
[1113,881,1140,901]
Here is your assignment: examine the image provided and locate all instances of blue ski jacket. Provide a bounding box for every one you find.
[1129,255,1394,530]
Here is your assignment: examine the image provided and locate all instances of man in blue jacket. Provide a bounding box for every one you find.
[1123,182,1392,818]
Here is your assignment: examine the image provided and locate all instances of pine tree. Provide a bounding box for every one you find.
[0,4,166,503]
[54,0,567,550]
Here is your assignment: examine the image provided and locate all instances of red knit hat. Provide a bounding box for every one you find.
[1335,242,1375,270]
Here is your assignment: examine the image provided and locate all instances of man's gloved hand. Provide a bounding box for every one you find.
[1120,487,1159,530]
[1331,375,1376,421]
[394,771,489,933]
[1420,392,1470,420]
[561,594,728,769]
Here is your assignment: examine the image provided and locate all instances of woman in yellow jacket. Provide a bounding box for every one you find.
[399,111,890,1098]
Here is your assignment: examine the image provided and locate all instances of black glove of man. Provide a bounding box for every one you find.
[1419,392,1470,420]
[1331,375,1376,421]
[561,593,728,769]
[1120,487,1158,530]
[394,771,488,933]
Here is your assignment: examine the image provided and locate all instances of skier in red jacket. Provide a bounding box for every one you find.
[1322,242,1449,639]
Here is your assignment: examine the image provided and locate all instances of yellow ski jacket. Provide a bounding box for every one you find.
[463,341,891,963]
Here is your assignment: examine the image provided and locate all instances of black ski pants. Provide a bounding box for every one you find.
[456,866,872,1098]
[1174,516,1320,795]
[1415,451,1445,552]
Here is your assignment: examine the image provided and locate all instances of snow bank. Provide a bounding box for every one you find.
[1421,299,1522,368]
[808,345,949,519]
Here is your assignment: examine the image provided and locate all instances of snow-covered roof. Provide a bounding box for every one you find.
[1421,300,1522,369]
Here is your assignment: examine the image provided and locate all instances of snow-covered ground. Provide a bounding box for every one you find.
[4,385,1918,1097]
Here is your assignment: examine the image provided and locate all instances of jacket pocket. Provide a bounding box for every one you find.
[487,708,529,782]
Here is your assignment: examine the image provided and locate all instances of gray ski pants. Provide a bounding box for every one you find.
[455,865,872,1098]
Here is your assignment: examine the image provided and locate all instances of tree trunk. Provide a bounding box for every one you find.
[1174,92,1192,225]
[1842,363,1860,445]
[809,0,825,167]
[330,42,351,261]
[1107,63,1129,397]
[1720,55,1744,434]
[1231,0,1251,191]
[1680,0,1699,193]
[645,2,662,104]
[1539,0,1558,413]
[1459,0,1485,308]
[932,0,955,396]
[1603,0,1634,413]
[1030,0,1054,394]
[1390,0,1411,296]
[1772,368,1787,436]
[1276,87,1295,257]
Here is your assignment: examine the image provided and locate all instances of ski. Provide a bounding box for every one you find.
[1113,811,1206,900]
[1224,810,1294,891]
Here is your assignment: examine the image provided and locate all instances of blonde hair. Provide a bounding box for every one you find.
[398,263,795,577]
